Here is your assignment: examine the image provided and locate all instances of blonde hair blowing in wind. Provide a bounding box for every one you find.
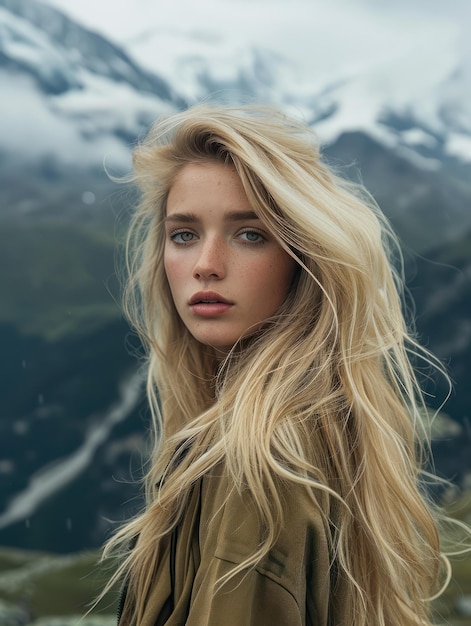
[103,104,455,625]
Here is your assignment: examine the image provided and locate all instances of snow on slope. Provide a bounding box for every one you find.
[0,0,179,165]
[43,0,471,163]
[0,370,143,531]
[1,70,141,166]
[2,0,471,165]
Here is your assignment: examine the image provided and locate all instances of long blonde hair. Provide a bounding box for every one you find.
[104,105,453,624]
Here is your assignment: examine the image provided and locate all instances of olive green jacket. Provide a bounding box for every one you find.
[127,467,345,625]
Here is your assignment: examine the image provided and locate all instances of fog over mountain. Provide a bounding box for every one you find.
[44,0,471,156]
[2,0,471,177]
[2,0,470,240]
[0,0,470,554]
[0,0,185,168]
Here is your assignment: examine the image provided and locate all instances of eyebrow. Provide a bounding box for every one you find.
[164,211,260,223]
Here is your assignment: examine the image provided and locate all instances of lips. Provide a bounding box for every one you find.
[189,291,233,305]
[188,291,234,318]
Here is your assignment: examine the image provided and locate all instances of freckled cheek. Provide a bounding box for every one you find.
[163,254,174,286]
[235,258,268,285]
[163,253,188,297]
[241,258,280,293]
[264,255,297,301]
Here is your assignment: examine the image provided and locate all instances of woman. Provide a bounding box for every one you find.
[104,105,453,625]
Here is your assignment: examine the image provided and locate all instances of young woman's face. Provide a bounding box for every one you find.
[164,162,296,352]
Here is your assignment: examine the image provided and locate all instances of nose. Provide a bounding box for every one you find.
[193,237,226,280]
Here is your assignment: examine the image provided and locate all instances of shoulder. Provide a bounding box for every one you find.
[197,467,331,615]
[200,465,329,540]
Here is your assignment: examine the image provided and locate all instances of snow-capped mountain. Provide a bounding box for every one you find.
[2,0,471,168]
[0,0,183,165]
[0,0,470,555]
[41,0,471,168]
[1,0,470,243]
[126,21,471,167]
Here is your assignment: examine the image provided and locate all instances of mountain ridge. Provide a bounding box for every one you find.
[0,0,182,99]
[0,0,469,556]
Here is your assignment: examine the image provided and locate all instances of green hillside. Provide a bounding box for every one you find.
[0,220,122,341]
[0,547,117,625]
[0,493,470,625]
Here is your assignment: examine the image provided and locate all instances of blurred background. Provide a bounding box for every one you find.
[0,0,470,623]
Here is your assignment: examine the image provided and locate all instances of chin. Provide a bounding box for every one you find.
[196,338,236,352]
[189,330,241,351]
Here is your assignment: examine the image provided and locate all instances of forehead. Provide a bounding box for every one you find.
[171,161,241,190]
[166,161,253,215]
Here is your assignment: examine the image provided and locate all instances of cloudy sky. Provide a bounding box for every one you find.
[43,0,468,89]
[3,1,467,162]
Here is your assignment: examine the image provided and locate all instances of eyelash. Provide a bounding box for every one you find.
[238,229,266,244]
[168,229,267,245]
[169,230,196,244]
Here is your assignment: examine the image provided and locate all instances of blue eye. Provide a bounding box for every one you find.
[240,230,265,244]
[171,231,195,243]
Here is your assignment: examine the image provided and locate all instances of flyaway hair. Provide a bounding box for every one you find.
[100,105,463,625]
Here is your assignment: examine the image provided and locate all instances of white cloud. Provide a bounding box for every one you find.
[0,71,132,165]
[41,0,462,82]
[7,1,470,161]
